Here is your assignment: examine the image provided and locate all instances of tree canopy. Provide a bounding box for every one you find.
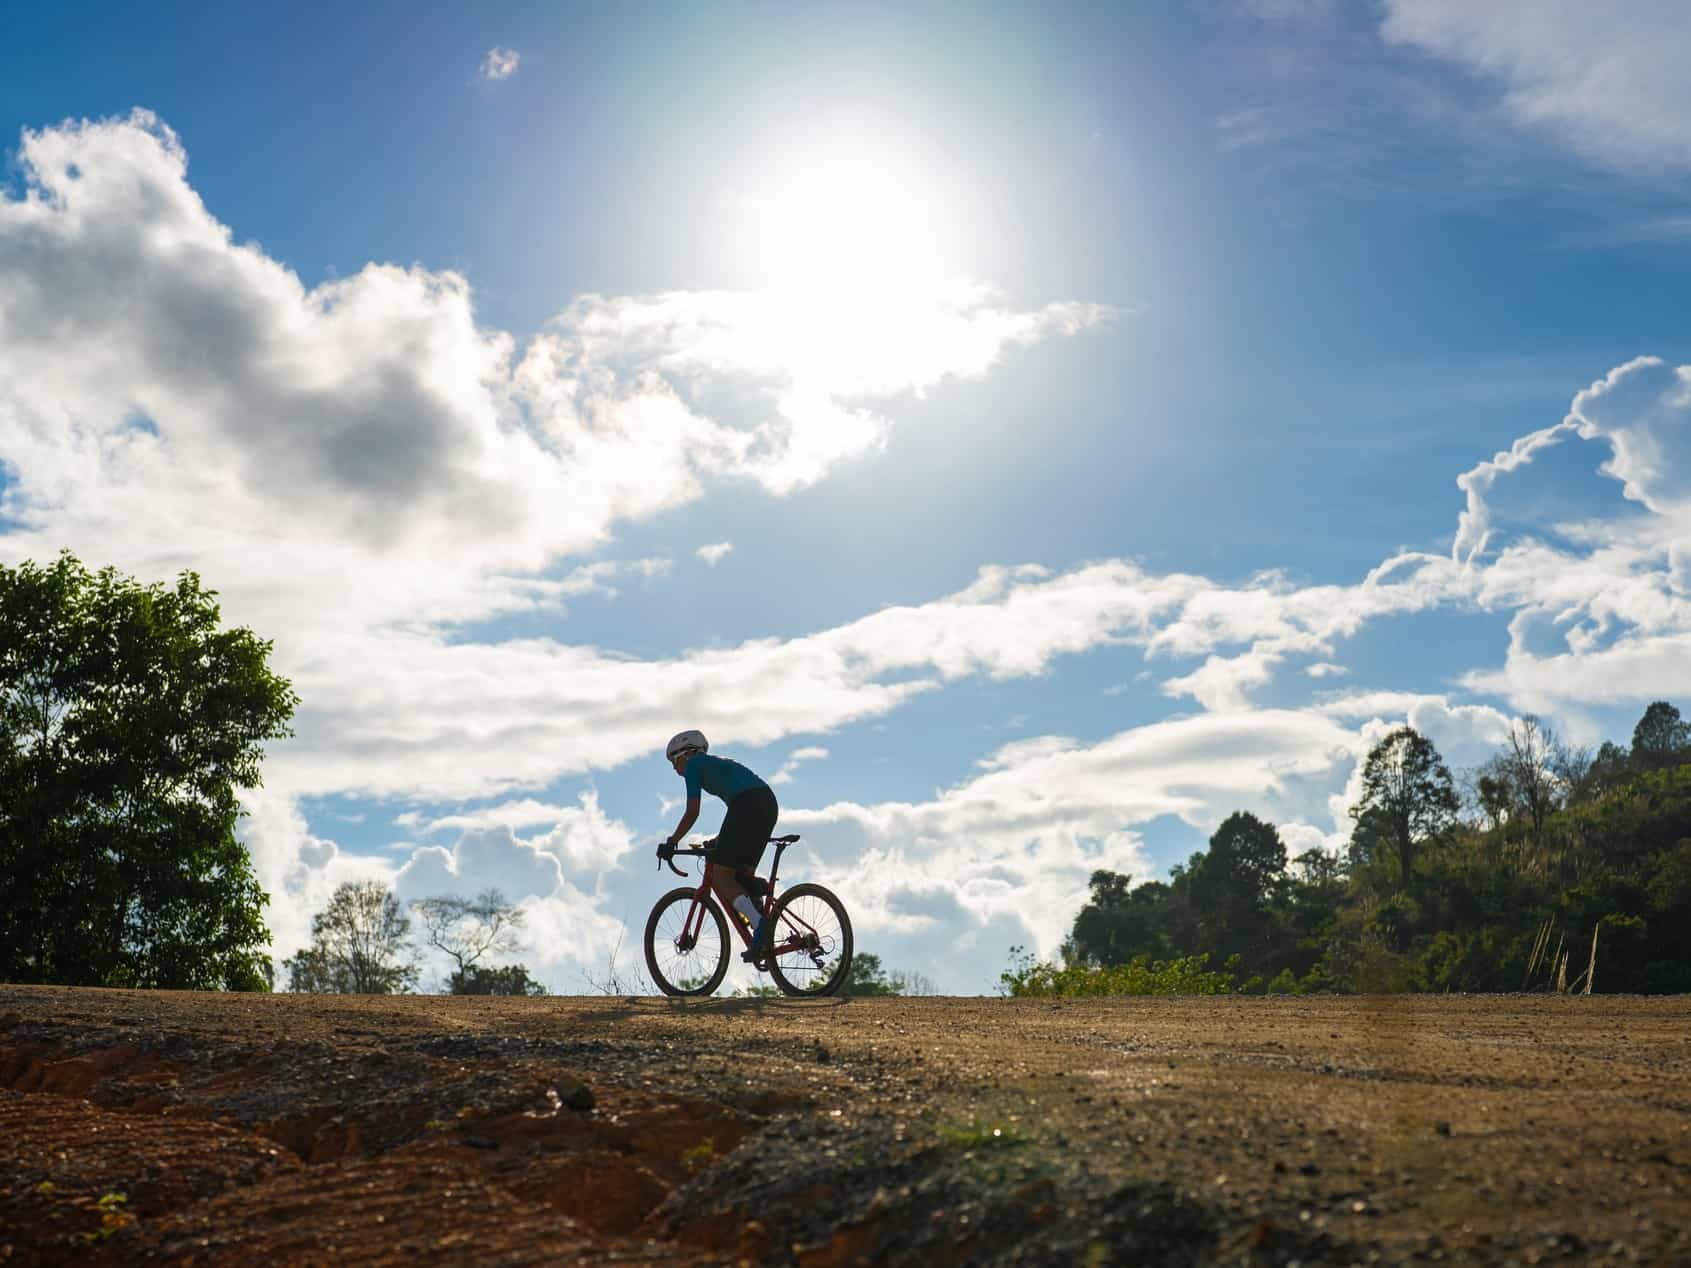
[283,880,420,994]
[0,553,296,989]
[413,889,525,979]
[450,963,547,996]
[1631,701,1690,771]
[1042,701,1691,996]
[1349,726,1459,889]
[832,952,935,997]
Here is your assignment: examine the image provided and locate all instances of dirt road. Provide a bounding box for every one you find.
[2,987,1688,1265]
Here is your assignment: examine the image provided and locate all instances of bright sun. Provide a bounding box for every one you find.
[734,126,961,299]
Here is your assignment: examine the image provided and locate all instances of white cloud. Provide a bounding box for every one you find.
[398,799,576,836]
[1305,662,1348,678]
[389,793,636,990]
[696,541,734,566]
[1382,1,1691,171]
[1462,634,1691,717]
[1162,649,1283,712]
[237,786,398,972]
[0,111,1110,803]
[1443,356,1691,717]
[1452,415,1581,565]
[478,47,520,82]
[0,111,1105,643]
[769,745,829,786]
[542,284,1114,495]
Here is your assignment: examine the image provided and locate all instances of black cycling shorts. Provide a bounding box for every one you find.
[707,785,778,870]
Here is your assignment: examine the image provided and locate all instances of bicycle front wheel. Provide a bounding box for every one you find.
[644,887,730,997]
[766,882,853,997]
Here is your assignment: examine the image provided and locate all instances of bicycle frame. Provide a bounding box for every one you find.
[665,835,816,959]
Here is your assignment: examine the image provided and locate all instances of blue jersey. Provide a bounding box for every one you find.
[683,754,769,805]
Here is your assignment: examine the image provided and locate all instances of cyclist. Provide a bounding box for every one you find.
[661,730,780,964]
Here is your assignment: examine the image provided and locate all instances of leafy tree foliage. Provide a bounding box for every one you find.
[1049,700,1691,996]
[450,963,547,996]
[1349,726,1459,889]
[1582,741,1633,801]
[836,952,936,996]
[1469,715,1590,834]
[1497,716,1564,835]
[1065,872,1175,967]
[413,889,525,978]
[1185,811,1287,964]
[0,553,296,989]
[1631,701,1690,772]
[284,880,419,994]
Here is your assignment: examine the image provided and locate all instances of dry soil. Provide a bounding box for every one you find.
[1,987,1688,1266]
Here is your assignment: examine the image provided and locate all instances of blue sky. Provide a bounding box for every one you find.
[4,1,1691,992]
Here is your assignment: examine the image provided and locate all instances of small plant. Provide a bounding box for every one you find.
[937,1120,1022,1151]
[84,1191,134,1242]
[35,1180,56,1194]
[1264,967,1301,995]
[681,1138,717,1171]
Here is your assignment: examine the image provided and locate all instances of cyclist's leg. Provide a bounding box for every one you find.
[711,787,778,936]
[708,866,750,926]
[734,866,768,900]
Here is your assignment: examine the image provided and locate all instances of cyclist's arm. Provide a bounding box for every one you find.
[667,797,701,847]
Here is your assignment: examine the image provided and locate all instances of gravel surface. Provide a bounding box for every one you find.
[2,986,1688,1265]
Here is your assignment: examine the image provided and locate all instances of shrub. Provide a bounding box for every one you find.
[1264,968,1300,995]
[1000,946,1238,997]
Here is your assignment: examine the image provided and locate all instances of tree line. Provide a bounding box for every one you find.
[283,881,548,996]
[1041,701,1691,995]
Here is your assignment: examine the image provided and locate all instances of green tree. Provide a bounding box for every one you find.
[1185,812,1287,970]
[1349,727,1459,890]
[1472,715,1585,836]
[450,963,547,996]
[1579,741,1633,802]
[835,951,934,996]
[1064,871,1176,966]
[413,889,526,981]
[0,553,296,989]
[837,952,897,996]
[886,966,938,996]
[1630,701,1689,772]
[1499,715,1564,836]
[284,880,420,994]
[1473,769,1514,831]
[1279,848,1345,984]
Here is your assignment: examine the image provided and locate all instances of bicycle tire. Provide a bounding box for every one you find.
[766,882,853,997]
[644,887,731,997]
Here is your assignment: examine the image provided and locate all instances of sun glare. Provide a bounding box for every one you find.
[733,127,963,301]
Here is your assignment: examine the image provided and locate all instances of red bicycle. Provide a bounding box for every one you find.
[644,834,853,997]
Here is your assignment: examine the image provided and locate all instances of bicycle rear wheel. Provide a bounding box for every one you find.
[644,887,730,997]
[765,882,853,997]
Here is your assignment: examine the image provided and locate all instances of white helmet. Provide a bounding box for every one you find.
[666,729,709,761]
